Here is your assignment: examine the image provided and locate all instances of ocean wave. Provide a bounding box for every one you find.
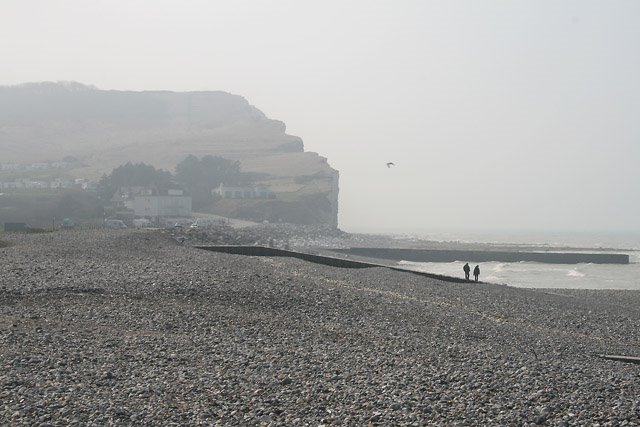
[567,269,586,277]
[484,275,507,284]
[493,263,507,273]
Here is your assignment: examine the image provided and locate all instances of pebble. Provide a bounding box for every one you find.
[1,228,640,425]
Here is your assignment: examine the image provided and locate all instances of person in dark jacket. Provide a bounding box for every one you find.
[473,265,480,282]
[463,263,470,280]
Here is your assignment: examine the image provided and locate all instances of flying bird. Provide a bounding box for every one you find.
[386,162,395,168]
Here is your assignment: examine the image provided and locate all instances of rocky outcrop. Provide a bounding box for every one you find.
[0,82,339,225]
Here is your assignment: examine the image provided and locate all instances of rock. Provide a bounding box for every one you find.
[281,377,293,386]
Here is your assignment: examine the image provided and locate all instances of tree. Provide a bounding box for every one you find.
[97,162,173,202]
[175,155,242,209]
[176,155,241,188]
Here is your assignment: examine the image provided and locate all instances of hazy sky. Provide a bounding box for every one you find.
[2,1,639,233]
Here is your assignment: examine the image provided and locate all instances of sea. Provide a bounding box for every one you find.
[391,230,640,290]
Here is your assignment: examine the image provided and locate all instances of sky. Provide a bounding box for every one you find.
[2,1,639,234]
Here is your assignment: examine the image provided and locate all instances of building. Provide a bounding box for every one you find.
[212,183,274,199]
[110,186,151,209]
[2,181,24,189]
[133,191,192,220]
[27,181,49,189]
[49,178,73,189]
[0,163,22,171]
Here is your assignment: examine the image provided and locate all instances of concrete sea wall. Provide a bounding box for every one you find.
[196,245,375,269]
[330,248,630,265]
[195,245,471,283]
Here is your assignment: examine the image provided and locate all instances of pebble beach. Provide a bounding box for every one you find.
[2,229,640,426]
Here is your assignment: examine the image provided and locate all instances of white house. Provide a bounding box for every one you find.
[133,194,192,220]
[212,183,274,199]
[0,163,22,171]
[50,161,71,168]
[49,178,73,189]
[26,180,49,189]
[111,186,151,208]
[27,163,49,170]
[81,181,98,191]
[2,181,24,189]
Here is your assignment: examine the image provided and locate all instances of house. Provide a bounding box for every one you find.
[0,163,22,171]
[110,186,151,209]
[110,184,191,221]
[2,181,24,189]
[26,180,49,189]
[27,162,49,170]
[50,161,71,169]
[133,193,192,220]
[81,181,98,191]
[49,178,73,189]
[212,183,274,199]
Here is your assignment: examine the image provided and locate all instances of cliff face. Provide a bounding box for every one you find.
[0,82,338,226]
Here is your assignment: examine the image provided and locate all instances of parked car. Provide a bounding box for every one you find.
[169,218,193,230]
[104,219,127,229]
[133,218,151,228]
[189,218,223,230]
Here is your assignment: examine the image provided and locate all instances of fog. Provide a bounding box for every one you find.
[2,0,639,234]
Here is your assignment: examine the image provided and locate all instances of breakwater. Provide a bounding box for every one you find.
[195,245,472,283]
[329,248,630,265]
[196,245,375,269]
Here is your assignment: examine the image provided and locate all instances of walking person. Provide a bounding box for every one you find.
[463,263,470,280]
[473,265,480,282]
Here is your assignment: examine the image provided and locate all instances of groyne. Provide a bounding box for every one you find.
[196,245,376,269]
[329,248,630,265]
[195,245,471,283]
